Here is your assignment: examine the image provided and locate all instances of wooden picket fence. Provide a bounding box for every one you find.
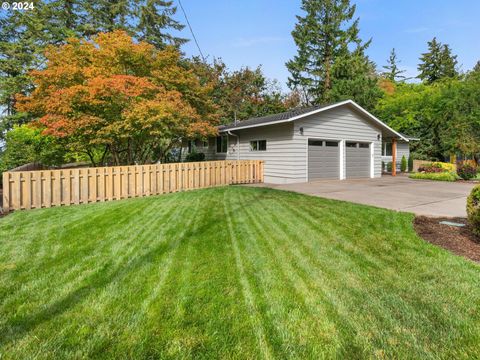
[2,160,264,213]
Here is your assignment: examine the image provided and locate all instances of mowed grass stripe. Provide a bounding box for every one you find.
[0,186,479,359]
[223,190,274,360]
[230,189,343,358]
[236,190,360,352]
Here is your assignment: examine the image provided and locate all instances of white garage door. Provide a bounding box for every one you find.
[345,142,371,178]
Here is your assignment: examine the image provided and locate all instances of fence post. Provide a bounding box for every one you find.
[2,172,9,213]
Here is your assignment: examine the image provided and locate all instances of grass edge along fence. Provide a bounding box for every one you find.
[2,160,264,213]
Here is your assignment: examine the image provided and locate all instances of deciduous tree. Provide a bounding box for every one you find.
[16,31,217,165]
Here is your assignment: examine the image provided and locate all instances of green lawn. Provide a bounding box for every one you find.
[1,186,479,359]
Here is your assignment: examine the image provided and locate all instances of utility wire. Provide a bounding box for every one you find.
[178,0,206,62]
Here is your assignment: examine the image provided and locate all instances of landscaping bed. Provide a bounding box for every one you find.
[1,187,480,358]
[414,216,480,262]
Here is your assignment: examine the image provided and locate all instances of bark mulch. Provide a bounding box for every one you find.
[414,216,480,263]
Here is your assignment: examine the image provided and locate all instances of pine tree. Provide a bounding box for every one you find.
[382,48,406,82]
[286,0,375,106]
[417,37,458,83]
[473,61,480,73]
[137,0,187,48]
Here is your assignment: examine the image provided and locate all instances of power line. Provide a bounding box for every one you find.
[177,0,206,62]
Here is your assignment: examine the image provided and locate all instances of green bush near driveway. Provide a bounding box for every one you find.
[401,155,407,172]
[386,161,392,172]
[409,172,458,182]
[467,184,480,236]
[457,163,478,180]
[408,155,414,172]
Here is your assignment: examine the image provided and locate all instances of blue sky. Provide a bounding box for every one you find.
[176,0,480,91]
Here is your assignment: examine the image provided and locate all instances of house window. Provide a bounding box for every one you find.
[325,141,338,147]
[250,140,267,151]
[383,142,392,156]
[202,140,209,148]
[359,142,369,149]
[216,135,228,153]
[187,140,194,154]
[346,142,357,148]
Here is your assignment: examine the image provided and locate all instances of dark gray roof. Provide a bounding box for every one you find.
[219,104,329,131]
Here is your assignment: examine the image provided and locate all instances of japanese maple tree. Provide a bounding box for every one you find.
[17,30,218,165]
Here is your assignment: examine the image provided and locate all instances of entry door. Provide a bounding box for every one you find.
[308,139,340,180]
[345,142,371,178]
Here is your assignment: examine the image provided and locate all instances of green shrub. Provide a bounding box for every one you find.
[386,162,392,172]
[409,172,458,182]
[185,152,205,162]
[467,185,480,237]
[408,155,413,172]
[457,163,477,180]
[432,161,456,172]
[401,155,407,172]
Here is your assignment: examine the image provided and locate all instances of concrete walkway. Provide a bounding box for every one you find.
[255,175,477,217]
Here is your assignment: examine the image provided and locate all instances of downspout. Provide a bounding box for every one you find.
[227,130,240,160]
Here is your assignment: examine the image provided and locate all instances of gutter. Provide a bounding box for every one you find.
[226,130,240,160]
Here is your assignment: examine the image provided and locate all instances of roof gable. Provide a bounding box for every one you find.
[219,100,408,142]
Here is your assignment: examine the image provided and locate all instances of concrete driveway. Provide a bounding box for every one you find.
[260,175,477,217]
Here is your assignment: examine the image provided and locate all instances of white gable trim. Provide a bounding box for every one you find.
[220,100,409,142]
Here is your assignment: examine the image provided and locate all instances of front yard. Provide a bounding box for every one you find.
[1,187,479,358]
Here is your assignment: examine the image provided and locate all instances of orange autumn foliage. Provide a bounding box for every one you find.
[17,30,219,164]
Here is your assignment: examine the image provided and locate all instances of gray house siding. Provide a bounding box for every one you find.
[222,123,299,184]
[292,106,382,182]
[381,141,410,171]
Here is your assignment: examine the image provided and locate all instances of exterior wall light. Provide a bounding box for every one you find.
[299,127,304,135]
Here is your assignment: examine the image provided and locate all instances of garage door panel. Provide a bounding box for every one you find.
[308,140,340,180]
[346,143,370,178]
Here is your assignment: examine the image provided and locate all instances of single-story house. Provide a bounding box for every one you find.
[183,100,413,184]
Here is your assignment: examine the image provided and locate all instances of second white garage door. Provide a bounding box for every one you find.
[345,142,371,178]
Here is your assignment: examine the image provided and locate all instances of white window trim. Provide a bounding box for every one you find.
[249,139,267,152]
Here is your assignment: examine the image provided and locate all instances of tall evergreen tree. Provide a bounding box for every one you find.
[473,61,480,73]
[285,0,377,108]
[417,37,458,83]
[137,0,187,48]
[382,48,406,82]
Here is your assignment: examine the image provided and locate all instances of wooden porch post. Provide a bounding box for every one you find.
[392,138,397,176]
